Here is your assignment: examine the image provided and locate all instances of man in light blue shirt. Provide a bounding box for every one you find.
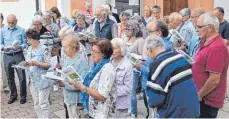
[1,14,27,104]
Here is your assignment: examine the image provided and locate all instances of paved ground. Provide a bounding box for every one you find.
[1,69,229,118]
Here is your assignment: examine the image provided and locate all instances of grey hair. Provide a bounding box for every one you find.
[130,15,142,24]
[32,15,44,24]
[111,38,127,56]
[192,8,205,17]
[119,11,131,20]
[170,12,182,20]
[76,13,86,21]
[146,35,165,51]
[102,5,111,14]
[58,26,74,39]
[203,13,219,32]
[43,11,52,16]
[152,5,161,12]
[126,20,143,38]
[97,5,108,16]
[179,8,191,16]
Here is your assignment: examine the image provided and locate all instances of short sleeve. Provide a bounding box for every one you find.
[223,23,229,40]
[97,64,115,98]
[206,48,226,74]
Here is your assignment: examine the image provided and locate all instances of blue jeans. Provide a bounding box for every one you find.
[130,70,140,115]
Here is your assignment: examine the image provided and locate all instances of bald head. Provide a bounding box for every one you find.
[169,12,182,29]
[7,14,17,29]
[191,8,205,26]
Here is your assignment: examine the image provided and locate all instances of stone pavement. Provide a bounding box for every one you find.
[1,70,229,118]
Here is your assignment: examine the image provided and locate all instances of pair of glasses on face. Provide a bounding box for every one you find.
[91,50,101,54]
[8,22,16,25]
[195,24,209,29]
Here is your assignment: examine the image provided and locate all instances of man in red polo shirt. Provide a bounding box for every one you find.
[192,13,229,118]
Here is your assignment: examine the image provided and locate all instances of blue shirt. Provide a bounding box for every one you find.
[188,32,200,59]
[162,37,173,51]
[1,26,27,53]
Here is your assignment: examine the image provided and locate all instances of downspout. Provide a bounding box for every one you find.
[35,0,39,11]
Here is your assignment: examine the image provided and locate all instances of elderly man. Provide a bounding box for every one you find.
[146,36,200,118]
[93,6,118,40]
[213,7,229,45]
[43,11,60,37]
[192,13,229,118]
[169,12,193,49]
[1,14,27,104]
[188,9,205,58]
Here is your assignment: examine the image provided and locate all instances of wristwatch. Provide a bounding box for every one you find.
[82,86,88,93]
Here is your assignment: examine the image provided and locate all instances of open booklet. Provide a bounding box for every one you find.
[43,66,81,82]
[177,50,195,64]
[126,52,143,65]
[12,61,29,70]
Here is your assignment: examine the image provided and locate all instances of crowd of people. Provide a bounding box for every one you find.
[1,0,229,118]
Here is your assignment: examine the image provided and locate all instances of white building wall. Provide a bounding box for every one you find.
[57,0,71,19]
[0,0,36,29]
[214,0,229,20]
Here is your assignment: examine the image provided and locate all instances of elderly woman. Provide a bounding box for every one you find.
[69,39,116,118]
[56,34,89,118]
[142,5,153,26]
[125,20,145,117]
[25,29,52,118]
[111,38,133,118]
[118,11,131,38]
[73,13,90,33]
[130,15,149,39]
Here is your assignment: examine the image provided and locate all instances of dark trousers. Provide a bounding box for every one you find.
[64,103,69,118]
[3,52,27,99]
[199,101,219,118]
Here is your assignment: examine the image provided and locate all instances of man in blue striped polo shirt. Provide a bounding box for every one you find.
[145,36,200,118]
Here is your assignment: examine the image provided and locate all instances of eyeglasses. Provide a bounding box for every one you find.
[148,29,158,34]
[195,25,209,29]
[91,50,101,54]
[8,22,16,25]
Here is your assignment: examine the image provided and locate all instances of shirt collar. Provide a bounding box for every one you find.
[7,25,18,30]
[200,34,221,49]
[112,56,128,70]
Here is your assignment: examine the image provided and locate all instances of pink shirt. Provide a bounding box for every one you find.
[192,35,229,108]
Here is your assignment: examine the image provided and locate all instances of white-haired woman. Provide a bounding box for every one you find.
[111,38,133,118]
[125,20,145,117]
[56,34,89,118]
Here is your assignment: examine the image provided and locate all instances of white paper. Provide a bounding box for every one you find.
[12,61,29,70]
[177,50,194,64]
[56,66,81,82]
[127,52,142,65]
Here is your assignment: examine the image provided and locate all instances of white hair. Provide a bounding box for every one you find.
[146,35,165,51]
[43,11,52,16]
[58,26,74,39]
[102,5,111,14]
[111,38,127,56]
[203,13,219,32]
[96,5,108,16]
[32,15,44,24]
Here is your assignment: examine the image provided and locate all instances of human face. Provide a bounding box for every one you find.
[152,9,160,20]
[213,10,223,22]
[95,8,105,23]
[62,40,75,57]
[7,17,17,29]
[144,7,151,17]
[182,14,190,22]
[120,16,128,27]
[196,16,209,40]
[76,19,85,28]
[33,21,42,33]
[91,45,103,63]
[51,12,57,19]
[190,12,199,26]
[112,45,122,60]
[125,27,133,37]
[147,22,160,37]
[43,15,51,25]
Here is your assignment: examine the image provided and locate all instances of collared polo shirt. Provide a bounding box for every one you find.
[192,35,229,108]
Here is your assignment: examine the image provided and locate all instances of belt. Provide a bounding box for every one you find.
[4,51,23,56]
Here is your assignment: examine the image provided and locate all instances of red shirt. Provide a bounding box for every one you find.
[192,35,229,108]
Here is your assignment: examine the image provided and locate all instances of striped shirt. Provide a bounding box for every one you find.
[146,50,200,118]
